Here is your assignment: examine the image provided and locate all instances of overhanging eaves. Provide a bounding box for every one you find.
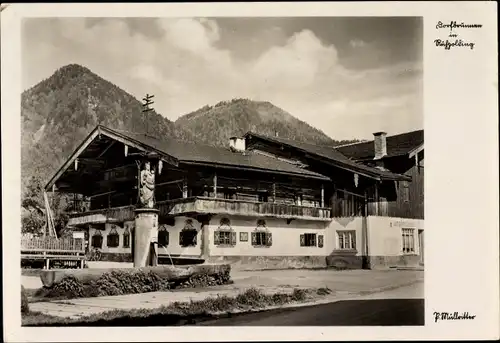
[44,125,179,191]
[408,144,424,158]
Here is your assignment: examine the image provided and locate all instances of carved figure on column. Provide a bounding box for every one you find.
[139,161,155,208]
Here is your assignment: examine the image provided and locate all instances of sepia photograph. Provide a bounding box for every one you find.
[19,15,425,327]
[2,2,498,342]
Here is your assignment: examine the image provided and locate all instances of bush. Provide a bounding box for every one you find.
[174,270,231,289]
[38,268,232,300]
[316,287,332,296]
[291,288,308,301]
[21,286,30,314]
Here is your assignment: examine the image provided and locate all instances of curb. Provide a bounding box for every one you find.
[208,279,424,318]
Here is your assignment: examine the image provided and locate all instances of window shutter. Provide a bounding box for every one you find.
[231,231,237,245]
[193,232,197,246]
[312,234,317,247]
[214,231,220,245]
[267,233,272,246]
[318,235,324,248]
[251,232,257,245]
[300,234,305,247]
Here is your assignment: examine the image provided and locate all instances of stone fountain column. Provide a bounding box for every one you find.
[133,157,159,268]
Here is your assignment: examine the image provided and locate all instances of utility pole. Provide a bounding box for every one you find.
[141,94,155,135]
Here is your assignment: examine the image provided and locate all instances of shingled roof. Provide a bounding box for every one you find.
[244,132,411,181]
[336,130,424,161]
[104,127,330,181]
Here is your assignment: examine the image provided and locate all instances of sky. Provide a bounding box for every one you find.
[22,17,423,140]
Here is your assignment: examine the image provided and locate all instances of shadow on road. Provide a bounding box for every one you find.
[25,299,424,327]
[196,299,425,326]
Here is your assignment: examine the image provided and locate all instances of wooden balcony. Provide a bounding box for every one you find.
[67,197,332,226]
[67,205,135,227]
[161,197,332,221]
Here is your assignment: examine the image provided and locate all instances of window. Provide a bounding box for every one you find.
[179,219,197,247]
[106,225,120,248]
[252,231,272,246]
[214,230,236,245]
[300,233,317,247]
[91,230,103,248]
[338,231,356,250]
[214,218,236,246]
[123,226,130,248]
[158,225,169,247]
[402,228,415,254]
[251,220,272,247]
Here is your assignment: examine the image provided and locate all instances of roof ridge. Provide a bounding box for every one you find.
[333,140,370,148]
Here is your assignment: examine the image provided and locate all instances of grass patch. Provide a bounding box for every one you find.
[21,286,30,314]
[23,287,319,326]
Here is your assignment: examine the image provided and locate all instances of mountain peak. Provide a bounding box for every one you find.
[21,64,193,186]
[174,98,340,147]
[56,63,92,75]
[49,63,95,85]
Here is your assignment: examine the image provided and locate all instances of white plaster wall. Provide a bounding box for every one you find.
[327,216,365,256]
[367,216,424,257]
[88,221,134,254]
[207,215,330,256]
[158,216,202,256]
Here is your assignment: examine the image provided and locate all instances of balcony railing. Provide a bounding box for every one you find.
[67,205,135,227]
[162,197,332,221]
[67,197,332,226]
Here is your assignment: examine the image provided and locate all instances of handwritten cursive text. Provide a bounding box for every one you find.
[434,39,475,50]
[433,311,476,323]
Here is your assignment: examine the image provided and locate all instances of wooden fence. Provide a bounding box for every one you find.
[21,236,85,254]
[21,236,86,269]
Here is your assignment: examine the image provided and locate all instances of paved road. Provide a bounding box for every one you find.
[195,282,424,326]
[195,299,424,326]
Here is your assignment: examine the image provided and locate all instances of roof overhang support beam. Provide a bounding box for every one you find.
[97,140,117,158]
[408,144,424,158]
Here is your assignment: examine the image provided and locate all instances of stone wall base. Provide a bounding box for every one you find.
[368,255,422,270]
[94,252,422,271]
[326,252,364,270]
[326,253,422,270]
[205,255,327,271]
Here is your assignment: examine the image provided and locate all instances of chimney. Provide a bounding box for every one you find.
[229,136,246,152]
[373,132,387,160]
